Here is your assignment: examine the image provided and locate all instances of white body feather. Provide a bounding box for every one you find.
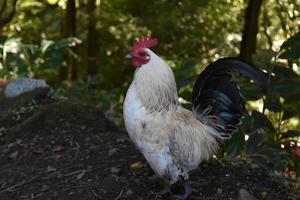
[123,49,220,183]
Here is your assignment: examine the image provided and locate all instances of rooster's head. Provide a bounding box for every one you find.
[127,37,158,68]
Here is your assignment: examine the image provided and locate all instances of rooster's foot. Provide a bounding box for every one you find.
[170,181,192,200]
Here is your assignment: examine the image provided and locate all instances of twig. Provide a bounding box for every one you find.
[0,174,39,194]
[64,142,80,166]
[0,180,25,193]
[63,169,86,177]
[91,190,103,199]
[114,189,123,200]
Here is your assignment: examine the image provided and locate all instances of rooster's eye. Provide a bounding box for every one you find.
[139,52,147,57]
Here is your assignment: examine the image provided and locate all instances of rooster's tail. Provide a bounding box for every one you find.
[192,57,266,140]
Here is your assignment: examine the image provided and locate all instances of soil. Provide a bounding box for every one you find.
[0,90,299,200]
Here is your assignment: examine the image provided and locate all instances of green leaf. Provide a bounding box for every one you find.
[296,161,300,178]
[240,82,264,100]
[279,46,300,60]
[280,31,300,50]
[282,108,297,120]
[42,37,81,54]
[251,111,275,132]
[41,39,54,54]
[264,96,282,112]
[272,64,300,79]
[245,132,266,155]
[3,38,22,53]
[285,94,300,103]
[174,58,198,89]
[225,130,244,156]
[279,31,300,60]
[280,130,300,139]
[270,79,300,98]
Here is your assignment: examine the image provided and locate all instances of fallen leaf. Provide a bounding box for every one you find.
[291,146,300,158]
[32,147,43,155]
[53,144,65,152]
[76,170,86,180]
[0,79,7,89]
[130,161,145,170]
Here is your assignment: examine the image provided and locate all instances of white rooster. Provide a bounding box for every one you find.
[123,37,266,199]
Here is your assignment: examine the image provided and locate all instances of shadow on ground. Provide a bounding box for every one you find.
[0,90,299,200]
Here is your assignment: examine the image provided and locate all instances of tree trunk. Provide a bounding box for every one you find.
[0,0,18,34]
[60,0,77,81]
[86,0,98,79]
[239,0,263,62]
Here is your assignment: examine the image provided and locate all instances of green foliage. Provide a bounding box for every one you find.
[0,37,81,80]
[225,31,300,177]
[64,80,124,125]
[0,0,299,182]
[279,31,300,60]
[172,30,300,177]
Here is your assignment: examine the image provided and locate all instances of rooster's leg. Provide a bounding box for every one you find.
[170,180,192,200]
[157,184,172,195]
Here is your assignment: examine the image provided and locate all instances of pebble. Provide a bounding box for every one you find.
[41,185,50,192]
[4,78,48,98]
[110,167,120,174]
[238,189,258,200]
[217,188,223,194]
[108,148,118,156]
[124,189,133,196]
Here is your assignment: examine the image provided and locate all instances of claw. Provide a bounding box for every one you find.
[171,181,192,200]
[157,181,192,200]
[156,180,193,200]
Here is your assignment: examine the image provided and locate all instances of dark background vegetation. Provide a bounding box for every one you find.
[0,0,299,189]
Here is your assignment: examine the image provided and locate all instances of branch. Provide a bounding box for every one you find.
[0,0,18,28]
[262,9,272,50]
[275,0,288,38]
[0,0,8,19]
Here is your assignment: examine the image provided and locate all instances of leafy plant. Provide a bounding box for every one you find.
[172,31,300,178]
[0,37,81,81]
[226,31,300,177]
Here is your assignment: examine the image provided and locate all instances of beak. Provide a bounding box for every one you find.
[126,53,133,59]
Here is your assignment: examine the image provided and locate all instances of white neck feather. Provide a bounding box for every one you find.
[133,49,179,111]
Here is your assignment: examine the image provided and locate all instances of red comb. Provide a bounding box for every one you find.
[132,37,158,52]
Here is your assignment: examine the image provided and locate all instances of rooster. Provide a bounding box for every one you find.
[123,37,266,199]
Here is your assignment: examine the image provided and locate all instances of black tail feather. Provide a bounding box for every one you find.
[192,57,266,138]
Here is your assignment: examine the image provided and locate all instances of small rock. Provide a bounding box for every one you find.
[238,189,258,200]
[124,189,133,196]
[108,148,118,156]
[41,185,50,192]
[8,151,18,160]
[110,167,120,174]
[0,127,6,136]
[116,138,126,143]
[76,170,86,180]
[47,166,56,172]
[4,78,48,98]
[86,165,93,172]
